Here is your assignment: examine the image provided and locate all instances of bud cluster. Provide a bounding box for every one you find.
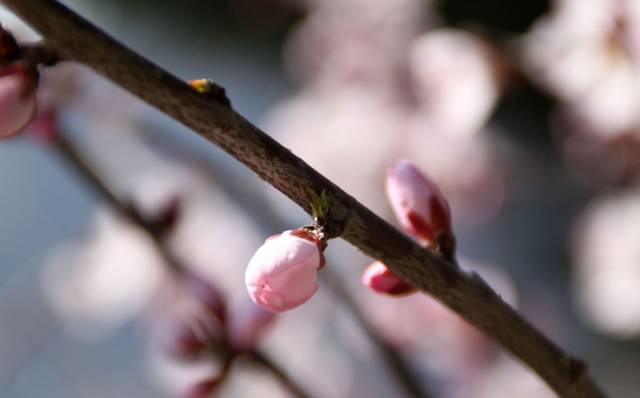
[363,159,454,296]
[244,159,454,310]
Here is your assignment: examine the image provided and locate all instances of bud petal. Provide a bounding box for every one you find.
[245,229,322,312]
[0,69,36,139]
[362,261,416,296]
[228,302,276,352]
[386,159,452,244]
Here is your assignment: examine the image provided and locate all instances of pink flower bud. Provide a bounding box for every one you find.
[386,159,452,244]
[245,229,323,312]
[228,302,276,352]
[362,261,416,296]
[0,68,36,139]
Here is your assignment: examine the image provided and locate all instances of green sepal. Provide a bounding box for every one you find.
[307,188,329,219]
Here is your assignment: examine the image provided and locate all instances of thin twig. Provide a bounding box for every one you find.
[53,132,183,275]
[321,270,431,398]
[247,350,310,398]
[50,130,312,398]
[4,1,607,396]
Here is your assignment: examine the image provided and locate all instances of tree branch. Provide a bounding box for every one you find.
[3,0,606,396]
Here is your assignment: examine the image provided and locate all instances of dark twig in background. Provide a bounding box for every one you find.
[50,128,311,398]
[247,351,312,398]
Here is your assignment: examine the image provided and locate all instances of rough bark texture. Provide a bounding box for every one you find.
[2,0,606,397]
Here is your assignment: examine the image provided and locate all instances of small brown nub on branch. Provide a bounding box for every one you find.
[188,78,232,108]
[565,357,587,384]
[440,262,459,288]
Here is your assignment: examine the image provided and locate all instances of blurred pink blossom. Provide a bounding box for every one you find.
[148,275,226,360]
[572,188,640,338]
[523,0,640,183]
[408,29,503,137]
[283,0,426,88]
[40,208,166,341]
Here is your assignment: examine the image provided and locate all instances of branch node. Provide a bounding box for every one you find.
[188,78,232,108]
[563,357,587,385]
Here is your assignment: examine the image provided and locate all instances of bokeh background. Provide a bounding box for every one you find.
[1,0,640,396]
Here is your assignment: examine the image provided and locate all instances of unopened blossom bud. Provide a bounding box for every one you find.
[362,261,416,296]
[0,68,37,139]
[386,159,452,245]
[245,229,324,312]
[228,303,276,352]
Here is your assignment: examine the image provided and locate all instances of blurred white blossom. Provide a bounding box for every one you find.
[572,188,640,338]
[408,29,503,137]
[523,0,640,184]
[40,208,165,341]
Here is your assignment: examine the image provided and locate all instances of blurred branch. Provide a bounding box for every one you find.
[320,269,430,398]
[247,351,311,398]
[50,130,311,398]
[3,0,606,396]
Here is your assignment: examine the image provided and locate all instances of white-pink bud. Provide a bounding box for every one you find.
[245,229,323,312]
[0,68,36,139]
[386,159,452,245]
[362,261,416,296]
